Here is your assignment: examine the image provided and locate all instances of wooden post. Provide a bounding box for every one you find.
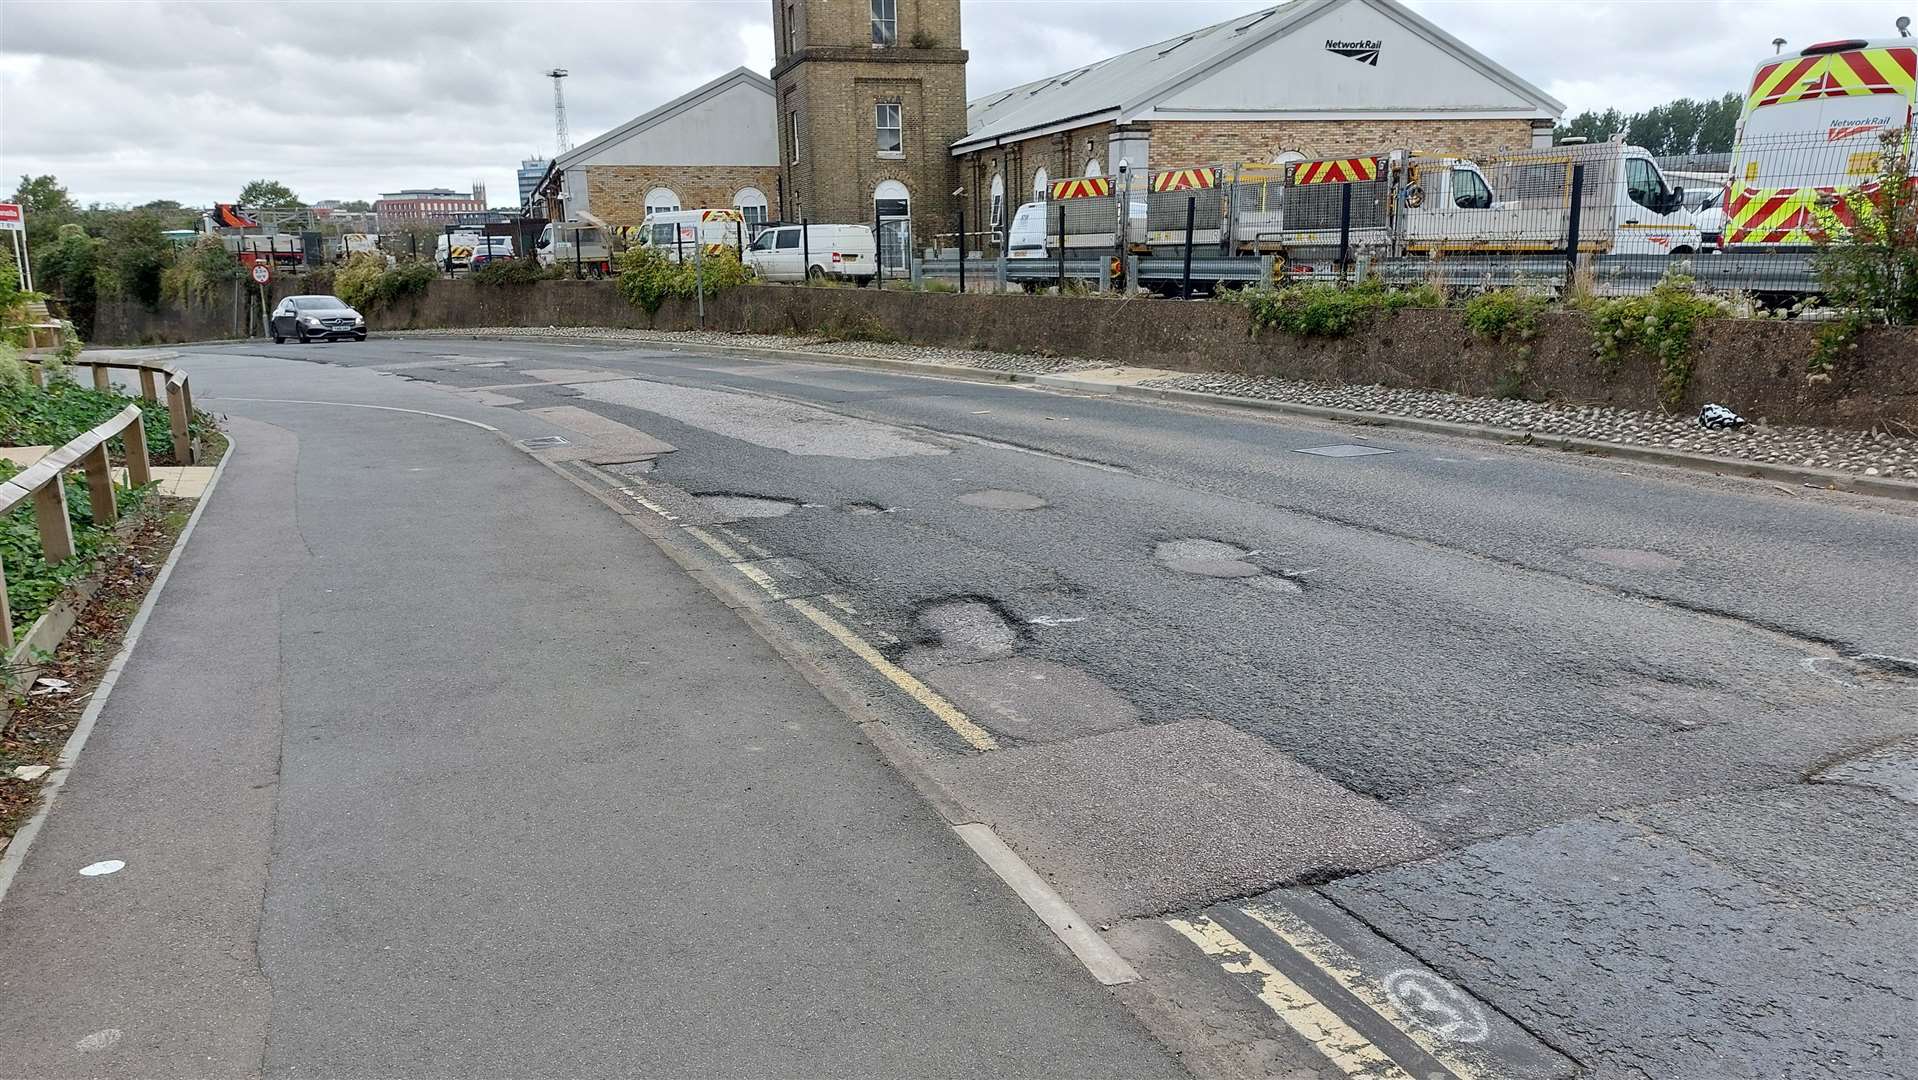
[82,443,116,526]
[92,364,111,392]
[139,368,158,401]
[33,480,74,565]
[126,411,152,488]
[168,381,193,466]
[0,559,12,651]
[29,363,44,388]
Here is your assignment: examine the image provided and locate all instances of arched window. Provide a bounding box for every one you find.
[1031,167,1049,200]
[989,172,1005,228]
[644,187,680,216]
[1084,158,1103,178]
[873,179,911,274]
[732,187,768,224]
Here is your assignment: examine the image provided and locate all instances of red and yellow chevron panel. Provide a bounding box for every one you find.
[1746,47,1916,111]
[1292,157,1380,186]
[700,208,744,222]
[1050,176,1111,200]
[1722,181,1892,245]
[1151,167,1217,193]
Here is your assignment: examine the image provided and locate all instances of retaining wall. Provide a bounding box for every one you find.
[105,277,1918,431]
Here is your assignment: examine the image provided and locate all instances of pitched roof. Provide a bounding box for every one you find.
[954,0,1562,153]
[553,67,775,171]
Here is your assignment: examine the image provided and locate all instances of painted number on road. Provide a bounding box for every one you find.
[1382,969,1491,1044]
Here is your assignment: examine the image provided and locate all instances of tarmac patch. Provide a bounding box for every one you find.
[957,489,1048,511]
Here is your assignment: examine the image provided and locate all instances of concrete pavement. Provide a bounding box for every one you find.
[0,352,1186,1079]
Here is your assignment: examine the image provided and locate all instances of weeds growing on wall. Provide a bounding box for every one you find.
[1230,278,1445,337]
[1464,288,1549,400]
[336,253,435,312]
[1807,129,1918,380]
[1580,272,1731,410]
[469,257,560,287]
[617,247,755,316]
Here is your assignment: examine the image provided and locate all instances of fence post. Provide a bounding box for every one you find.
[574,229,582,279]
[675,227,684,266]
[873,203,884,288]
[957,201,967,293]
[126,411,152,488]
[138,368,158,401]
[694,234,705,329]
[1564,163,1587,285]
[801,217,811,283]
[168,380,193,466]
[1057,202,1067,292]
[82,442,116,526]
[1337,184,1353,287]
[0,559,11,650]
[1181,195,1196,300]
[33,479,74,565]
[92,365,111,392]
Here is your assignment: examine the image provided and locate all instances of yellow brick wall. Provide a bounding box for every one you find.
[1149,119,1537,168]
[585,165,783,227]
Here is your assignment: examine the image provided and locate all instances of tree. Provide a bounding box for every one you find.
[11,174,77,253]
[1554,94,1743,155]
[333,199,372,213]
[238,179,301,208]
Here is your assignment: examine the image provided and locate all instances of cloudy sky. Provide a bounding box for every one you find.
[0,0,1904,208]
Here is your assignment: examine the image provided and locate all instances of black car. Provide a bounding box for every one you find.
[270,295,367,343]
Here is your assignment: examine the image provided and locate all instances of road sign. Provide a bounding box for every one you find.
[0,203,22,232]
[251,263,271,285]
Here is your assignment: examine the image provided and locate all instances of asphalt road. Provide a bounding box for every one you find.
[0,350,1185,1079]
[9,332,1915,1080]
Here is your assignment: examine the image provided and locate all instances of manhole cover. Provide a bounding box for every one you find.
[518,435,572,450]
[1294,444,1397,458]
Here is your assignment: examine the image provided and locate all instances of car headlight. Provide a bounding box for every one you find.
[303,316,322,326]
[354,315,365,324]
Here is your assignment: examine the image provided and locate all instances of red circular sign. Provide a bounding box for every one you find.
[250,263,271,285]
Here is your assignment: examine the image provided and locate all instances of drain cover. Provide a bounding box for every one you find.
[518,435,572,450]
[1294,444,1397,458]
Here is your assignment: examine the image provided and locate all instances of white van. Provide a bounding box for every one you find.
[1006,200,1148,259]
[637,209,747,264]
[435,232,513,270]
[744,223,877,282]
[1723,33,1917,249]
[536,222,615,275]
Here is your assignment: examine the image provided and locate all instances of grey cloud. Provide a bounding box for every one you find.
[1,0,1906,207]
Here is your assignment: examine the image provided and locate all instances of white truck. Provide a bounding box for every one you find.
[1722,28,1918,249]
[744,223,877,282]
[536,222,616,276]
[434,232,514,271]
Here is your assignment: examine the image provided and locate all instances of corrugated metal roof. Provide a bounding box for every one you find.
[959,3,1306,150]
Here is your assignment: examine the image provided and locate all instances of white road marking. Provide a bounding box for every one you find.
[78,860,125,877]
[205,398,500,431]
[74,1029,123,1052]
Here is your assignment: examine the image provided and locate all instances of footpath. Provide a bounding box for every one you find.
[0,353,1182,1079]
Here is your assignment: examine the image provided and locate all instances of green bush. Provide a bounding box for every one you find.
[470,257,558,286]
[1580,272,1730,409]
[336,253,435,312]
[160,236,243,307]
[617,246,755,315]
[1234,278,1444,337]
[0,370,189,460]
[1462,288,1547,343]
[1807,129,1918,378]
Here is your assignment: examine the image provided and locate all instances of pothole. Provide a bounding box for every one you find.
[911,599,1021,663]
[1574,547,1684,572]
[1155,538,1265,579]
[1814,737,1918,804]
[957,489,1048,511]
[1804,653,1918,690]
[846,501,896,515]
[695,494,802,519]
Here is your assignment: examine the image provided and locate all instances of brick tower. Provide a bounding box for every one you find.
[771,0,968,265]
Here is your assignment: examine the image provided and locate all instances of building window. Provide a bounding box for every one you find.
[875,102,902,157]
[785,0,798,54]
[645,188,681,216]
[989,173,1004,229]
[871,0,896,46]
[733,187,768,224]
[1032,167,1049,200]
[1084,158,1103,178]
[874,179,910,272]
[789,110,801,164]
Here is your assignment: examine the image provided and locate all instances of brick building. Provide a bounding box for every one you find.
[771,0,968,264]
[531,68,780,229]
[374,188,486,231]
[951,0,1563,248]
